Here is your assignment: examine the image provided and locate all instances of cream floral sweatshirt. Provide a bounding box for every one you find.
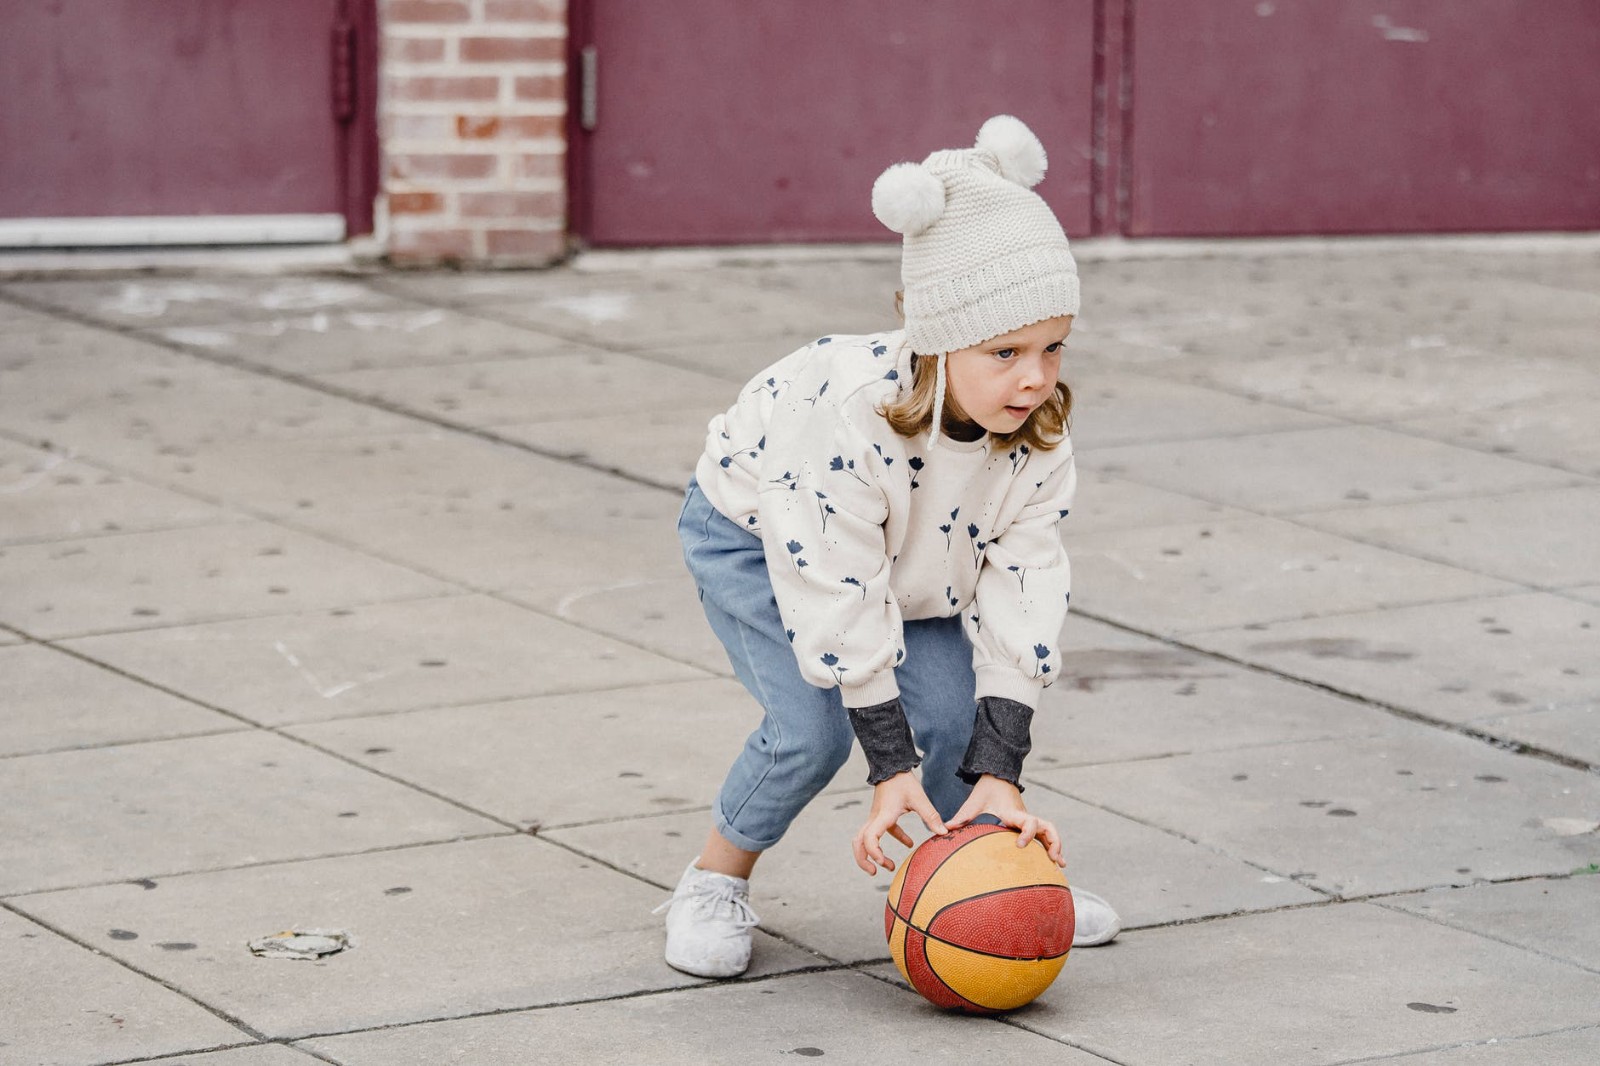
[695,330,1076,711]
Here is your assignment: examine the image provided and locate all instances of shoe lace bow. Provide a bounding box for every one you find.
[652,878,760,928]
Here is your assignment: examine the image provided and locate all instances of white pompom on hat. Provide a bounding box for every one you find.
[872,115,1079,357]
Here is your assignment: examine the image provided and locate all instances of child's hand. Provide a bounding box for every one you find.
[947,775,1065,867]
[852,772,947,875]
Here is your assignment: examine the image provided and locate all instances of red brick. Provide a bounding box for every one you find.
[460,36,565,63]
[385,36,448,63]
[389,227,477,264]
[484,0,566,21]
[484,228,567,261]
[515,151,566,180]
[389,191,446,215]
[389,153,498,180]
[386,76,500,103]
[456,115,503,140]
[513,75,566,102]
[386,0,470,23]
[459,191,565,219]
[502,114,565,139]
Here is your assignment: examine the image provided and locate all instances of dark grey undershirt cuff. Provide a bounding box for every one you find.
[847,698,922,785]
[957,696,1034,790]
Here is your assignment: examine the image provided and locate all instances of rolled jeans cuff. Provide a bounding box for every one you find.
[847,698,921,785]
[957,696,1034,790]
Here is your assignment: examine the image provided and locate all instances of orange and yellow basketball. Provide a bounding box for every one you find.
[884,820,1074,1013]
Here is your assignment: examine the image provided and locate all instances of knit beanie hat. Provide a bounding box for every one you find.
[871,115,1079,357]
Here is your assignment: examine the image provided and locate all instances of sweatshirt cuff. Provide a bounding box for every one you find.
[974,664,1044,709]
[839,669,901,710]
[847,698,921,785]
[958,696,1034,789]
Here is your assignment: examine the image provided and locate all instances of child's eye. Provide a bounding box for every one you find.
[993,348,1017,360]
[1046,341,1065,353]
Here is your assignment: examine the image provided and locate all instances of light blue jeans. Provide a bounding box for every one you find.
[679,477,979,852]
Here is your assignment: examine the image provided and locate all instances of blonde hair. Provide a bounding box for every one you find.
[877,294,1073,451]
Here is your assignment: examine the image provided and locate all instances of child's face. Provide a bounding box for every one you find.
[944,315,1073,435]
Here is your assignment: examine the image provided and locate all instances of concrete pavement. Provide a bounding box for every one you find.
[1,241,1598,1065]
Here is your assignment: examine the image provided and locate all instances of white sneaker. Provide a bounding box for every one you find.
[1071,887,1122,947]
[652,861,760,978]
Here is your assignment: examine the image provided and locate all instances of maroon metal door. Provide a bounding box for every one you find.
[0,0,377,236]
[572,1,1098,246]
[1126,0,1600,236]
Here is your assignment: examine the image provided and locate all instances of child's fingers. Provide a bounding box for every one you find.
[1012,813,1040,849]
[912,799,948,837]
[887,823,914,849]
[851,827,878,875]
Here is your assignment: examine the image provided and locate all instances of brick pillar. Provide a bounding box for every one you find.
[379,0,569,267]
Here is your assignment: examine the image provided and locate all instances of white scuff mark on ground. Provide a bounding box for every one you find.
[556,577,666,618]
[273,640,394,699]
[345,308,448,333]
[1406,335,1448,349]
[1098,552,1147,582]
[541,291,635,324]
[161,327,238,348]
[104,283,229,317]
[258,281,371,311]
[0,449,72,494]
[248,929,352,960]
[1543,817,1599,837]
[1372,15,1429,42]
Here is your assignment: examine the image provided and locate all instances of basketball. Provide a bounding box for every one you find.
[884,819,1074,1013]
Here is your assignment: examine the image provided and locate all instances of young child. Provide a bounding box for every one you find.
[658,116,1120,978]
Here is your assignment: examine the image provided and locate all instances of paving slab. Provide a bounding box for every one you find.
[0,907,247,1066]
[0,521,451,640]
[318,351,735,428]
[1477,706,1600,769]
[470,274,846,348]
[0,345,429,470]
[1190,592,1600,731]
[10,836,819,1040]
[5,276,405,329]
[285,678,804,829]
[64,593,705,728]
[549,572,734,676]
[136,1048,328,1066]
[300,968,1105,1066]
[1297,486,1600,589]
[0,439,226,546]
[496,405,717,489]
[1067,367,1338,449]
[146,305,578,376]
[1042,729,1600,899]
[0,730,500,895]
[1066,466,1252,535]
[1090,426,1583,516]
[0,297,66,334]
[550,781,1320,965]
[1067,516,1516,635]
[1334,1028,1600,1066]
[0,644,242,757]
[121,428,605,519]
[1030,636,1405,769]
[294,486,688,612]
[907,904,1600,1066]
[1384,875,1600,973]
[1395,395,1600,480]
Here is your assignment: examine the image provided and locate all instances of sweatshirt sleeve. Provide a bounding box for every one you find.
[964,450,1076,708]
[757,395,906,708]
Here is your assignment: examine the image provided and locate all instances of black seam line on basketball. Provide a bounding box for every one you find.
[920,883,1074,962]
[889,880,1073,960]
[907,927,989,1014]
[890,824,1008,928]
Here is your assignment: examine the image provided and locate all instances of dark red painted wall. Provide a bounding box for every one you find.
[0,0,377,234]
[576,0,1097,246]
[1128,0,1600,236]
